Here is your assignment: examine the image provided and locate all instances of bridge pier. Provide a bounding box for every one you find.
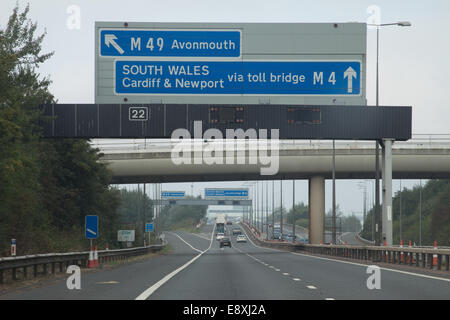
[309,176,325,244]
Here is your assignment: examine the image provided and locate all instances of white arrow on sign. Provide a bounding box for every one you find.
[87,228,97,236]
[343,67,357,93]
[105,34,124,55]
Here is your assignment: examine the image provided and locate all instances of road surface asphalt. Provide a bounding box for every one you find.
[1,223,449,300]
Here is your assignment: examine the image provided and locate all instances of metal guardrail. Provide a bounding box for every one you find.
[241,222,450,272]
[355,232,375,245]
[0,243,166,284]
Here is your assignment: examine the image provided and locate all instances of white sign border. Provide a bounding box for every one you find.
[112,59,363,97]
[98,27,243,59]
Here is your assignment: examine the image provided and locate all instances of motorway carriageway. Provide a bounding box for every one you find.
[1,224,449,300]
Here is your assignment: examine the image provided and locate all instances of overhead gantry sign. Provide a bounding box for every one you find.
[40,103,411,141]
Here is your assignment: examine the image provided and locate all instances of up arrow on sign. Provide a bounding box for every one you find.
[344,67,357,93]
[105,34,124,55]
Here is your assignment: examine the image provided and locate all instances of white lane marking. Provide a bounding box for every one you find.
[169,232,203,253]
[239,225,281,253]
[233,234,307,284]
[325,298,335,300]
[239,224,450,284]
[96,281,119,284]
[189,232,212,241]
[290,252,450,283]
[135,226,215,300]
[307,285,317,290]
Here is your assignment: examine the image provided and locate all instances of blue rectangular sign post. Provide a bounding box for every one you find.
[114,60,361,96]
[145,223,154,233]
[161,191,185,198]
[100,29,241,57]
[85,215,99,239]
[205,189,249,198]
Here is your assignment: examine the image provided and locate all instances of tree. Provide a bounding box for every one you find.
[0,3,55,254]
[159,196,207,231]
[0,4,121,255]
[361,180,450,246]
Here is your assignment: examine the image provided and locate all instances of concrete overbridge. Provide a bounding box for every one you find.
[92,135,450,245]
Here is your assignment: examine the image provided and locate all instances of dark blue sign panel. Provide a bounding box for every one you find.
[161,191,185,198]
[100,29,241,57]
[205,189,249,198]
[85,215,99,239]
[115,60,361,95]
[145,223,154,233]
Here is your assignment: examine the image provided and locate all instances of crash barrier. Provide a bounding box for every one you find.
[0,242,166,284]
[240,222,450,272]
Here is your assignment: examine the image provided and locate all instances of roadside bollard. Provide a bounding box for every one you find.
[384,241,388,263]
[433,241,438,267]
[94,245,99,268]
[400,240,404,263]
[87,244,95,268]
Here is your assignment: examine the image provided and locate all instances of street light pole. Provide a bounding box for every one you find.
[272,180,275,239]
[399,179,402,242]
[419,179,422,246]
[266,180,269,239]
[260,180,263,234]
[332,139,336,244]
[369,21,411,246]
[375,25,381,246]
[280,179,283,238]
[292,179,296,243]
[357,181,367,233]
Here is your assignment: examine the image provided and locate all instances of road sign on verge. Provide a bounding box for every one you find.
[11,239,16,256]
[85,215,98,239]
[117,230,135,242]
[145,223,154,233]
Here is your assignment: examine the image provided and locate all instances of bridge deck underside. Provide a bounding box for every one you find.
[101,149,450,183]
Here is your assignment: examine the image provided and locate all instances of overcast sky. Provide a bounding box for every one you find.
[2,0,449,218]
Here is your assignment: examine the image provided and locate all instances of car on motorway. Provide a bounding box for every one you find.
[286,234,297,242]
[236,235,247,243]
[220,236,232,248]
[216,232,225,241]
[232,228,242,235]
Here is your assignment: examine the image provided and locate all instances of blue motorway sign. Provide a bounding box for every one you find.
[114,60,361,95]
[161,191,185,198]
[85,215,98,239]
[100,29,241,57]
[145,223,154,233]
[205,189,249,198]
